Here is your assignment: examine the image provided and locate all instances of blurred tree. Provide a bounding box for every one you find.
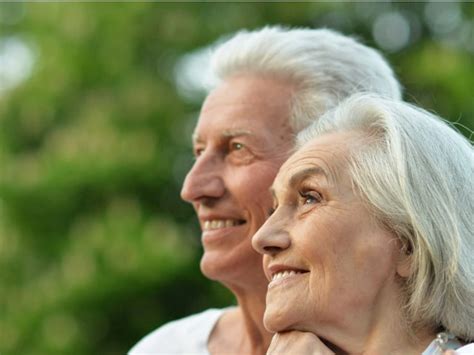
[0,2,472,354]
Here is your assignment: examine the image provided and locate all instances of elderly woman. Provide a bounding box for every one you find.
[253,94,474,354]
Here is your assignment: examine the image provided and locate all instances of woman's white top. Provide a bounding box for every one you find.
[422,336,474,355]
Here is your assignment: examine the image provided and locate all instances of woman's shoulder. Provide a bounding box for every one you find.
[423,334,474,355]
[456,343,474,355]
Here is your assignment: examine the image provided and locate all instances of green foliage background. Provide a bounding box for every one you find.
[0,3,472,355]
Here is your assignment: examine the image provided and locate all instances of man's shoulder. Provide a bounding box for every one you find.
[153,308,226,336]
[128,308,230,354]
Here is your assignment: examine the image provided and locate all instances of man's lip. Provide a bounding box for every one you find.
[198,213,246,221]
[266,264,309,280]
[198,215,246,225]
[202,219,246,231]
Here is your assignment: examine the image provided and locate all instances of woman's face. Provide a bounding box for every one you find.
[252,132,403,338]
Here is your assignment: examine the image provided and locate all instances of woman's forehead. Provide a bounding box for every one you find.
[274,132,360,191]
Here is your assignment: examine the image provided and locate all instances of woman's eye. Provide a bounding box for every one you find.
[268,204,278,216]
[300,191,322,205]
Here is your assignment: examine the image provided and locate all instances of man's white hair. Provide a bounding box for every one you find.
[210,26,402,132]
[298,94,474,341]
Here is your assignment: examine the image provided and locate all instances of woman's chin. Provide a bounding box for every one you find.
[263,306,294,333]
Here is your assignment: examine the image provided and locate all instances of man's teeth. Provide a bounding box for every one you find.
[271,270,304,281]
[203,220,242,230]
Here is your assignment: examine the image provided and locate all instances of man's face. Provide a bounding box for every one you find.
[180,74,295,289]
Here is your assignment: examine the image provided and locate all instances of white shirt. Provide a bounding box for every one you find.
[128,308,228,355]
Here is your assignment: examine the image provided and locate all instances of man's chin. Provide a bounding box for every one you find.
[199,252,236,282]
[199,251,266,291]
[199,253,220,280]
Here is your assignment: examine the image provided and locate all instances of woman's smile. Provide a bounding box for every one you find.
[268,270,309,289]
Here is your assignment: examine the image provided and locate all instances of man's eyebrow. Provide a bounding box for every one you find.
[289,167,328,187]
[192,131,201,144]
[192,129,253,144]
[269,187,276,199]
[221,129,253,138]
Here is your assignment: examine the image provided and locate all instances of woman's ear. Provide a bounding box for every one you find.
[396,241,413,278]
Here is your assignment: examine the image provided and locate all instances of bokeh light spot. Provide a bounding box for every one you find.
[174,46,217,103]
[373,11,411,52]
[0,37,35,95]
[424,1,462,35]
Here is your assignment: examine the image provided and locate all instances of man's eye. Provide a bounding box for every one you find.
[194,147,204,157]
[299,191,322,205]
[230,142,244,151]
[227,141,254,164]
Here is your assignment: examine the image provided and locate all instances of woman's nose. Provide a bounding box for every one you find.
[180,153,225,203]
[252,214,291,256]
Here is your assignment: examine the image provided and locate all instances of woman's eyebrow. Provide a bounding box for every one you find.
[270,167,329,198]
[289,167,328,187]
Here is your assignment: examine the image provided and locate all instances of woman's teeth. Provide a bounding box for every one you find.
[203,219,243,230]
[271,270,304,281]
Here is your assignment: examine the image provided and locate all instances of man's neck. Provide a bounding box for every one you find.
[236,289,273,354]
[209,279,272,355]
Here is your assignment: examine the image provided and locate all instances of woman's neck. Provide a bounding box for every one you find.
[311,281,436,355]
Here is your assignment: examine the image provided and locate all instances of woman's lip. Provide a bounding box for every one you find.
[267,270,309,289]
[266,264,309,278]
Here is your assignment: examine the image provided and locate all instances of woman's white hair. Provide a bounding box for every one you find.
[298,94,474,341]
[211,26,402,132]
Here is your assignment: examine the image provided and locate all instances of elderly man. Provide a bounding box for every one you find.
[130,26,401,354]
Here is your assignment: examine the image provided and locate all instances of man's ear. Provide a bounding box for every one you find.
[396,241,413,278]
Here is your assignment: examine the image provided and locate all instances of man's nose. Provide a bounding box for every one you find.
[180,152,225,203]
[252,213,291,256]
